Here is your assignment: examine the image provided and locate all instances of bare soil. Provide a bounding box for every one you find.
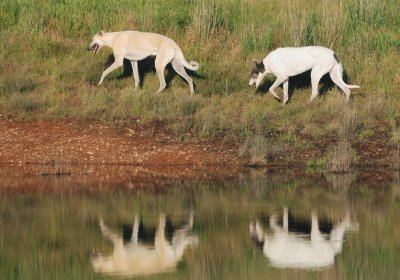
[0,119,397,186]
[0,119,244,166]
[0,119,246,192]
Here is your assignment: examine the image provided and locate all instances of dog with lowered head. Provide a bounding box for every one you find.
[249,46,359,104]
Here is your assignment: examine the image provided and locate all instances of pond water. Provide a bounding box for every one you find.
[0,169,399,279]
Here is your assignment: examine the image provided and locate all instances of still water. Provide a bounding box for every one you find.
[0,169,399,279]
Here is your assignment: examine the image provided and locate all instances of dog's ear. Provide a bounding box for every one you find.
[99,30,104,36]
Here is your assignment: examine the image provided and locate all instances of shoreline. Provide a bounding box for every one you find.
[0,119,397,179]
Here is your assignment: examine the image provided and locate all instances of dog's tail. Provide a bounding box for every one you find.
[186,60,200,71]
[333,54,360,89]
[337,63,360,89]
[178,49,200,71]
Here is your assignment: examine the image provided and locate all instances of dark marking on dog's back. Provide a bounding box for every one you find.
[333,53,340,63]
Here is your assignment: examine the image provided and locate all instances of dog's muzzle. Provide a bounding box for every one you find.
[88,44,99,54]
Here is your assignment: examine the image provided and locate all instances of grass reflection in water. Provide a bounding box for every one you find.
[0,169,399,279]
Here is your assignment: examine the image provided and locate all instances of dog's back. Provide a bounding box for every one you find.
[112,31,177,53]
[265,46,336,76]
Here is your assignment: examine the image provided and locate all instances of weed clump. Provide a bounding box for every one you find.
[326,141,353,173]
[239,134,270,167]
[326,105,359,173]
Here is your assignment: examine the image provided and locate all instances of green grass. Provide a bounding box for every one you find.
[0,0,399,151]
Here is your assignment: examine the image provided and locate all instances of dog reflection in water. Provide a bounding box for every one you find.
[91,212,198,276]
[250,208,357,269]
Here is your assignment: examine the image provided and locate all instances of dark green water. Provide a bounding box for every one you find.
[0,170,399,279]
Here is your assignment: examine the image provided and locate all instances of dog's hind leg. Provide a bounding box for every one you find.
[130,60,140,91]
[283,207,289,232]
[155,213,167,250]
[155,47,176,93]
[171,60,195,95]
[98,57,124,86]
[99,218,121,244]
[131,215,139,245]
[311,211,324,242]
[309,67,327,102]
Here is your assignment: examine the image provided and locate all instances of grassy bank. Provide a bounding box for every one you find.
[0,0,399,166]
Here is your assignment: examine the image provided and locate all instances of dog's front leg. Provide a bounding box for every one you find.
[268,76,286,101]
[98,60,123,86]
[130,61,140,91]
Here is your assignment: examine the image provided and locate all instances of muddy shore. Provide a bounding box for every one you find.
[0,119,397,191]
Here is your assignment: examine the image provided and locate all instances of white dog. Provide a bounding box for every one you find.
[88,31,199,94]
[249,46,360,104]
[91,213,198,277]
[250,208,357,269]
